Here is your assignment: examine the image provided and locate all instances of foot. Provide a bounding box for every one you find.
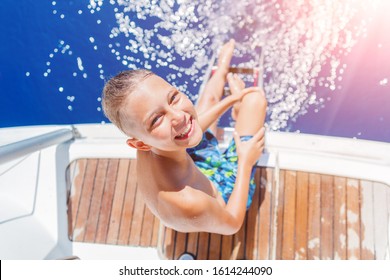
[227,73,245,120]
[217,39,235,76]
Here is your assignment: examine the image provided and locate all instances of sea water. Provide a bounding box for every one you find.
[0,0,389,142]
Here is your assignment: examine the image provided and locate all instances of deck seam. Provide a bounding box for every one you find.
[115,159,131,245]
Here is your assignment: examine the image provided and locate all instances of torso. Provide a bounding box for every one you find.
[136,150,225,219]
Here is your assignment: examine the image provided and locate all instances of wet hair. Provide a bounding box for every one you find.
[102,69,154,135]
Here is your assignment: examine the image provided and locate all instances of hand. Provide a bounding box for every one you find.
[227,73,261,103]
[233,127,265,167]
[227,73,245,96]
[228,86,263,103]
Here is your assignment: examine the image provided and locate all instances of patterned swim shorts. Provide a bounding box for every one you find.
[186,130,256,210]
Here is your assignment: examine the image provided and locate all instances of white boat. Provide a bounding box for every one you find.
[1,123,389,260]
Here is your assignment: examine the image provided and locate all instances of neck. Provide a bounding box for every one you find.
[149,147,189,163]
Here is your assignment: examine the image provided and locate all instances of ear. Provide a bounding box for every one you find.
[126,138,152,151]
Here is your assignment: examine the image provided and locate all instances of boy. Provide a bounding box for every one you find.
[102,40,267,235]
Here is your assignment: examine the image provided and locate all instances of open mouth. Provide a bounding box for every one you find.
[174,116,193,140]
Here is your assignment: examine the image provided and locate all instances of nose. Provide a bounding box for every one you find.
[169,108,185,127]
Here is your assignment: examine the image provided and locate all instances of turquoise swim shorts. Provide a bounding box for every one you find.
[186,130,257,210]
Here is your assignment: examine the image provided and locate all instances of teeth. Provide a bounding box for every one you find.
[177,120,191,138]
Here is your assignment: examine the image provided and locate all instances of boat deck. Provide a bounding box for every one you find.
[67,158,390,260]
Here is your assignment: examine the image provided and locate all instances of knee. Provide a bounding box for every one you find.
[242,89,267,109]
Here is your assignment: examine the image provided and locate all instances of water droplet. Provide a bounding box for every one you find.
[77,57,84,71]
[379,78,388,86]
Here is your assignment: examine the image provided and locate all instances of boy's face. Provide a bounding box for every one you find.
[122,74,203,152]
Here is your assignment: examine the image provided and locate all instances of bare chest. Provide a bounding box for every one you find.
[136,153,220,211]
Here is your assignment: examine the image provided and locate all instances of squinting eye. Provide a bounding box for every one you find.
[170,93,179,103]
[151,115,161,126]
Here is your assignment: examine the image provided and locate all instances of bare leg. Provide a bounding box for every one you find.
[227,73,245,121]
[228,75,267,136]
[196,39,235,133]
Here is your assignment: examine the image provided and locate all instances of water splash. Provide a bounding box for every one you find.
[46,0,380,129]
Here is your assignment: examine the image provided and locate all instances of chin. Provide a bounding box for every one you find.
[188,128,203,147]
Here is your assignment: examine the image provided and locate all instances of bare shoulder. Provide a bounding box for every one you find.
[157,185,239,234]
[156,186,218,232]
[157,186,207,217]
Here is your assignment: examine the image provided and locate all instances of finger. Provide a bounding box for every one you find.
[240,87,262,94]
[252,126,265,140]
[257,137,265,148]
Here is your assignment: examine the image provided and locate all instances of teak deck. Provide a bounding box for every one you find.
[67,158,390,260]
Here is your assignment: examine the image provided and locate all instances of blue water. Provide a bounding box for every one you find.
[1,0,389,142]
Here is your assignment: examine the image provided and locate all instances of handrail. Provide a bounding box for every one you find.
[0,128,75,165]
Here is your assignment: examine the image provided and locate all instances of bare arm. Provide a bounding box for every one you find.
[157,127,266,235]
[197,94,235,132]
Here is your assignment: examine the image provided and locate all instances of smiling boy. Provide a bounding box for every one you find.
[102,40,267,235]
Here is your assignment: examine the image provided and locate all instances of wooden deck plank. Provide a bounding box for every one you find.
[275,169,285,259]
[128,185,146,246]
[295,171,309,259]
[186,232,199,258]
[269,167,279,260]
[173,232,187,259]
[197,232,210,260]
[265,168,274,259]
[106,159,130,244]
[360,180,375,259]
[346,178,361,260]
[66,160,77,239]
[221,234,233,259]
[84,159,109,243]
[320,175,334,260]
[117,160,138,245]
[245,168,261,259]
[307,173,321,260]
[151,216,161,247]
[234,216,246,259]
[67,159,87,239]
[72,159,98,242]
[162,227,175,259]
[333,176,347,260]
[208,233,222,260]
[258,168,272,259]
[67,160,77,185]
[140,206,156,247]
[95,159,119,243]
[281,170,296,259]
